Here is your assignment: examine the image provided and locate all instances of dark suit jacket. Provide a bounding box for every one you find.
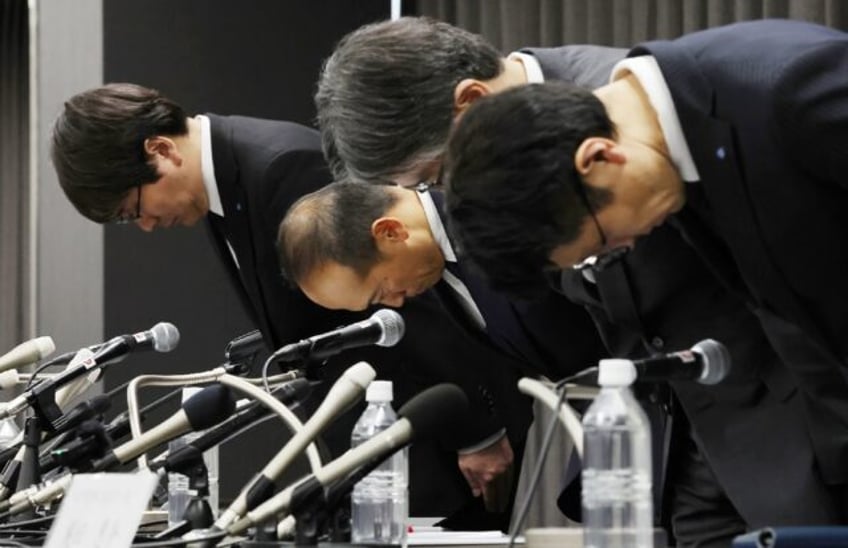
[631,19,848,489]
[524,44,839,525]
[203,114,532,517]
[430,191,606,380]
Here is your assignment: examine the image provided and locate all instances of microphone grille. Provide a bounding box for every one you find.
[692,339,730,385]
[150,322,180,353]
[35,336,57,359]
[372,309,405,347]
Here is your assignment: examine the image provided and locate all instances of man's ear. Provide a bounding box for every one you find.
[573,137,625,176]
[371,217,410,247]
[144,136,182,167]
[453,79,492,118]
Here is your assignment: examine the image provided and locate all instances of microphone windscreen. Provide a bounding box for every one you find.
[398,383,469,441]
[87,394,112,414]
[693,339,731,385]
[183,385,236,430]
[372,309,405,347]
[0,370,20,390]
[34,336,57,359]
[151,322,180,352]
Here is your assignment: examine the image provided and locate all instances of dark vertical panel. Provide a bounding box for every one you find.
[103,0,388,504]
[0,0,29,351]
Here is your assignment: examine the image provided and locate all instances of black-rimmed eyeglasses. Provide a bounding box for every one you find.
[572,180,606,248]
[113,185,142,225]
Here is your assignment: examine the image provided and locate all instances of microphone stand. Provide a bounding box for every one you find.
[180,456,215,531]
[278,453,393,546]
[11,417,42,522]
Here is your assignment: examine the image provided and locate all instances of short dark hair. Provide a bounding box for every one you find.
[50,83,188,222]
[444,82,614,297]
[277,181,399,285]
[316,16,502,183]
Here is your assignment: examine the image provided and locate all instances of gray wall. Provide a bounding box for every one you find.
[34,0,103,352]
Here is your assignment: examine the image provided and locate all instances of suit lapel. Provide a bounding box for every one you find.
[207,115,274,340]
[642,43,835,357]
[429,191,557,369]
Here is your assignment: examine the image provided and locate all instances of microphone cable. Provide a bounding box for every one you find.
[123,369,318,472]
[23,351,77,389]
[508,365,600,548]
[128,528,229,548]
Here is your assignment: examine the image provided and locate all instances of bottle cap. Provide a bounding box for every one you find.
[365,380,393,402]
[597,359,637,387]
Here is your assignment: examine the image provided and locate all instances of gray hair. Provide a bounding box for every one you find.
[315,17,502,183]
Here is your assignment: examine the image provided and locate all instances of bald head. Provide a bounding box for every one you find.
[277,182,399,286]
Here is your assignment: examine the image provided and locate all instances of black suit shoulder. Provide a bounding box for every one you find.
[521,44,626,88]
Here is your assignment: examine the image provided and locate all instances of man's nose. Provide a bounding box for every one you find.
[381,292,406,308]
[135,217,156,232]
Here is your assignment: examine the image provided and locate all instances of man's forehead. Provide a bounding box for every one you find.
[301,261,374,310]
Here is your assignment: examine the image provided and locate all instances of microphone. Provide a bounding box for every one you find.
[225,330,267,365]
[149,378,312,475]
[91,384,235,472]
[228,383,469,534]
[215,361,376,529]
[632,339,730,385]
[40,419,113,473]
[270,309,405,363]
[0,323,180,427]
[0,336,55,373]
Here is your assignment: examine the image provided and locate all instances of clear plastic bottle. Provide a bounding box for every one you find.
[582,359,654,548]
[351,380,408,546]
[167,387,220,526]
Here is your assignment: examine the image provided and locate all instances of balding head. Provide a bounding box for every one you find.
[277,182,399,286]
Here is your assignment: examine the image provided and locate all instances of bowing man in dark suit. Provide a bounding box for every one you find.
[276,181,606,504]
[316,16,845,545]
[49,83,539,524]
[443,18,848,539]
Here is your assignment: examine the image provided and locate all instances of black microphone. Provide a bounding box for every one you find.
[150,378,312,475]
[270,309,405,363]
[46,394,111,438]
[40,420,113,472]
[91,384,235,472]
[632,339,730,385]
[225,330,267,366]
[0,322,180,428]
[570,339,731,386]
[0,386,236,518]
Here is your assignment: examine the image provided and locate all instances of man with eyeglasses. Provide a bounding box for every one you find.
[313,16,842,546]
[49,82,544,526]
[442,18,848,538]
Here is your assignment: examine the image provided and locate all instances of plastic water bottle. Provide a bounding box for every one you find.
[351,380,408,546]
[167,387,220,526]
[582,359,653,548]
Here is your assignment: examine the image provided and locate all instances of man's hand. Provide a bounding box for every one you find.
[457,434,514,512]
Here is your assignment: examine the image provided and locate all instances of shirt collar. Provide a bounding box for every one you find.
[610,56,699,182]
[507,51,545,83]
[416,191,456,264]
[197,114,224,216]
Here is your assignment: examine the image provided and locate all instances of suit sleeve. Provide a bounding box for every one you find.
[774,40,848,191]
